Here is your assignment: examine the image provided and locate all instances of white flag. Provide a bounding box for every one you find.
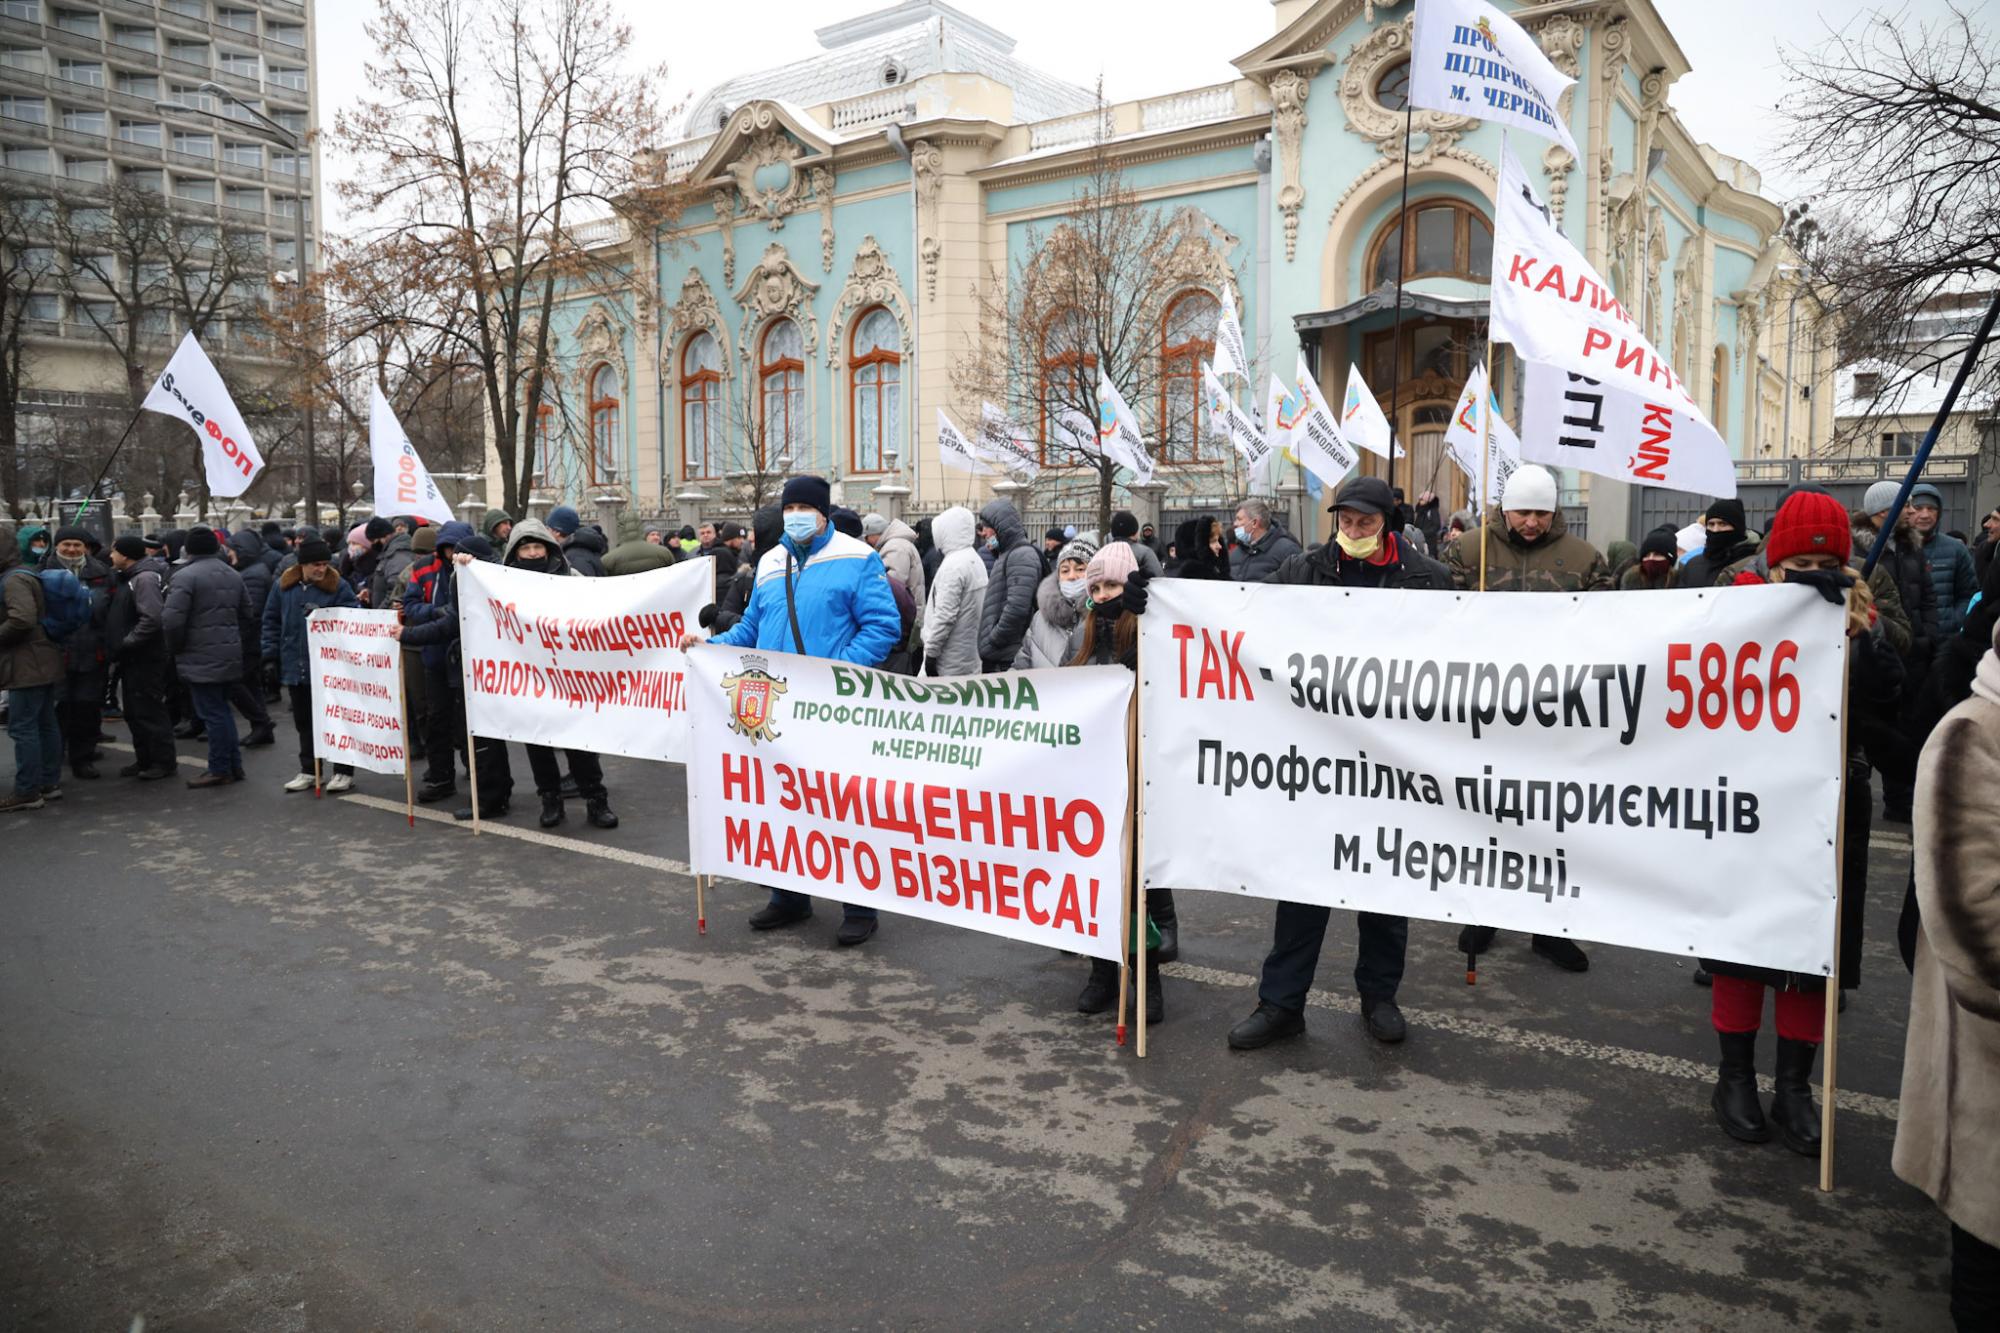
[141,331,265,498]
[1290,356,1361,489]
[975,402,1043,480]
[1202,361,1272,477]
[1439,365,1522,508]
[1492,145,1737,496]
[1213,298,1250,383]
[937,410,995,476]
[1519,361,1740,498]
[369,386,454,525]
[1339,362,1404,459]
[1054,408,1102,460]
[1410,0,1578,157]
[1094,374,1156,485]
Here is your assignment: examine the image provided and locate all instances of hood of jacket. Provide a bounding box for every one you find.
[979,499,1027,551]
[279,561,344,594]
[565,524,609,556]
[228,528,270,566]
[502,518,569,572]
[1032,570,1083,633]
[932,506,977,553]
[0,527,19,572]
[481,508,514,540]
[882,517,918,547]
[16,524,46,563]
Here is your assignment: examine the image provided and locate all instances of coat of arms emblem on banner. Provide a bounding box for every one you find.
[720,656,789,744]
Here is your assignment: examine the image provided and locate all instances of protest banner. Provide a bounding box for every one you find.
[141,331,265,497]
[686,647,1133,962]
[1519,361,1741,498]
[1212,297,1250,383]
[308,608,409,778]
[370,386,455,525]
[457,558,711,763]
[1410,0,1578,156]
[938,409,996,476]
[978,402,1045,479]
[1140,579,1846,976]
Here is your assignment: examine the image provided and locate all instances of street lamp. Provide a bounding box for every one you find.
[156,81,318,519]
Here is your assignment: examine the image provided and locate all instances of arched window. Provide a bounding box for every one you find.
[680,331,721,479]
[587,363,620,485]
[1711,344,1729,432]
[758,318,803,468]
[1159,290,1218,463]
[1039,306,1096,459]
[849,306,900,473]
[1366,199,1494,288]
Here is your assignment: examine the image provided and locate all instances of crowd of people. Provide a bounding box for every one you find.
[5,470,1999,1318]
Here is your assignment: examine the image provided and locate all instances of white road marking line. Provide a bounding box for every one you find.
[110,740,1900,1122]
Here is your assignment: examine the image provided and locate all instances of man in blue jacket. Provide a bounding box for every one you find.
[683,474,901,945]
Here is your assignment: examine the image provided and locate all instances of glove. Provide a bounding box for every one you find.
[1123,566,1151,617]
[1785,567,1855,606]
[697,603,718,629]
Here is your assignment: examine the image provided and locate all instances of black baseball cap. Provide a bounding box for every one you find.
[1329,475,1395,515]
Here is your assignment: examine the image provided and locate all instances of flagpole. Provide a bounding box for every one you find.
[72,407,147,540]
[1478,341,1494,595]
[1383,103,1416,496]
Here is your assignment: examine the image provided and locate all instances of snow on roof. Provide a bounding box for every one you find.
[1836,351,2000,419]
[682,1,1096,137]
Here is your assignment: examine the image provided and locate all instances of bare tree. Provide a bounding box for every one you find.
[335,0,685,518]
[950,117,1241,533]
[1779,3,2000,433]
[0,186,52,519]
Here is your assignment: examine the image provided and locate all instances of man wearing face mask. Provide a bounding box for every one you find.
[1229,498,1300,582]
[976,499,1044,672]
[1227,476,1454,1050]
[681,475,902,945]
[1445,464,1610,974]
[1675,498,1759,590]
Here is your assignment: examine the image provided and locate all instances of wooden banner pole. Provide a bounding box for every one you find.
[1117,686,1138,1047]
[1820,585,1858,1192]
[399,655,415,828]
[1134,656,1149,1060]
[465,721,482,836]
[313,755,322,799]
[697,873,708,936]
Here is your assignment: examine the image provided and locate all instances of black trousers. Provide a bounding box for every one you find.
[525,744,603,800]
[471,733,513,806]
[1257,901,1408,1014]
[1954,1223,2000,1331]
[120,652,175,771]
[422,665,461,786]
[231,665,271,732]
[290,684,350,776]
[59,669,105,770]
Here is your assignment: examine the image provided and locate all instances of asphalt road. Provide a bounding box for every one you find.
[0,722,1951,1330]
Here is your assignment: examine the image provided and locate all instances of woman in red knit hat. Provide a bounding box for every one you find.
[1703,489,1904,1156]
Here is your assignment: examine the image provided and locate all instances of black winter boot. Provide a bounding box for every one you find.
[1141,956,1164,1024]
[1769,1037,1822,1157]
[1148,888,1179,964]
[1711,1030,1770,1143]
[1077,958,1120,1014]
[585,795,618,829]
[538,793,565,828]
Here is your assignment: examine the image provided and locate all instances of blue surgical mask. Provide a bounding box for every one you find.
[985,536,998,553]
[1234,525,1250,545]
[783,513,819,545]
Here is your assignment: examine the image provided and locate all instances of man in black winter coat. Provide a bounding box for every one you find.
[1227,476,1451,1054]
[222,530,277,747]
[1229,497,1302,581]
[162,526,256,787]
[103,536,176,778]
[1675,498,1759,589]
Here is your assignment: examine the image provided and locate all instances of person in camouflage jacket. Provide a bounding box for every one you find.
[1445,468,1612,595]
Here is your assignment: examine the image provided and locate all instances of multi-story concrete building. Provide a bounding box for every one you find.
[0,0,320,512]
[513,0,1833,546]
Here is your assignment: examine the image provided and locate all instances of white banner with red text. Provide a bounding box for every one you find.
[307,608,409,776]
[1140,580,1847,975]
[456,558,711,763]
[686,647,1133,962]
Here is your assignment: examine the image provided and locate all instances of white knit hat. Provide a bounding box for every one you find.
[1502,464,1559,512]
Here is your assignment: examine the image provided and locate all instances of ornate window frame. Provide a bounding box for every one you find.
[847,306,902,476]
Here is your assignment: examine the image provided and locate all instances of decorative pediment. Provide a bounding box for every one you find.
[666,267,732,376]
[687,100,836,229]
[1235,0,1404,78]
[734,241,821,361]
[825,236,913,367]
[572,303,625,365]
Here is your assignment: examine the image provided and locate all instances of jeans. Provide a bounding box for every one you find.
[1257,901,1408,1014]
[7,683,61,796]
[290,684,350,777]
[120,651,176,771]
[186,681,240,777]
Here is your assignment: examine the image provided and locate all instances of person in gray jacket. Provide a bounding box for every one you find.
[1229,497,1302,581]
[976,499,1042,671]
[1015,533,1095,670]
[863,512,927,633]
[162,526,256,788]
[920,506,987,676]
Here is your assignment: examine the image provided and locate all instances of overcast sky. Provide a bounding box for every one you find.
[309,0,1959,230]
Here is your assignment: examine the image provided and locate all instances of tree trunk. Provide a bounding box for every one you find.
[1095,463,1113,540]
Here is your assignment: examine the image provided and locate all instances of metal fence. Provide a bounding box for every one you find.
[1630,455,1980,538]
